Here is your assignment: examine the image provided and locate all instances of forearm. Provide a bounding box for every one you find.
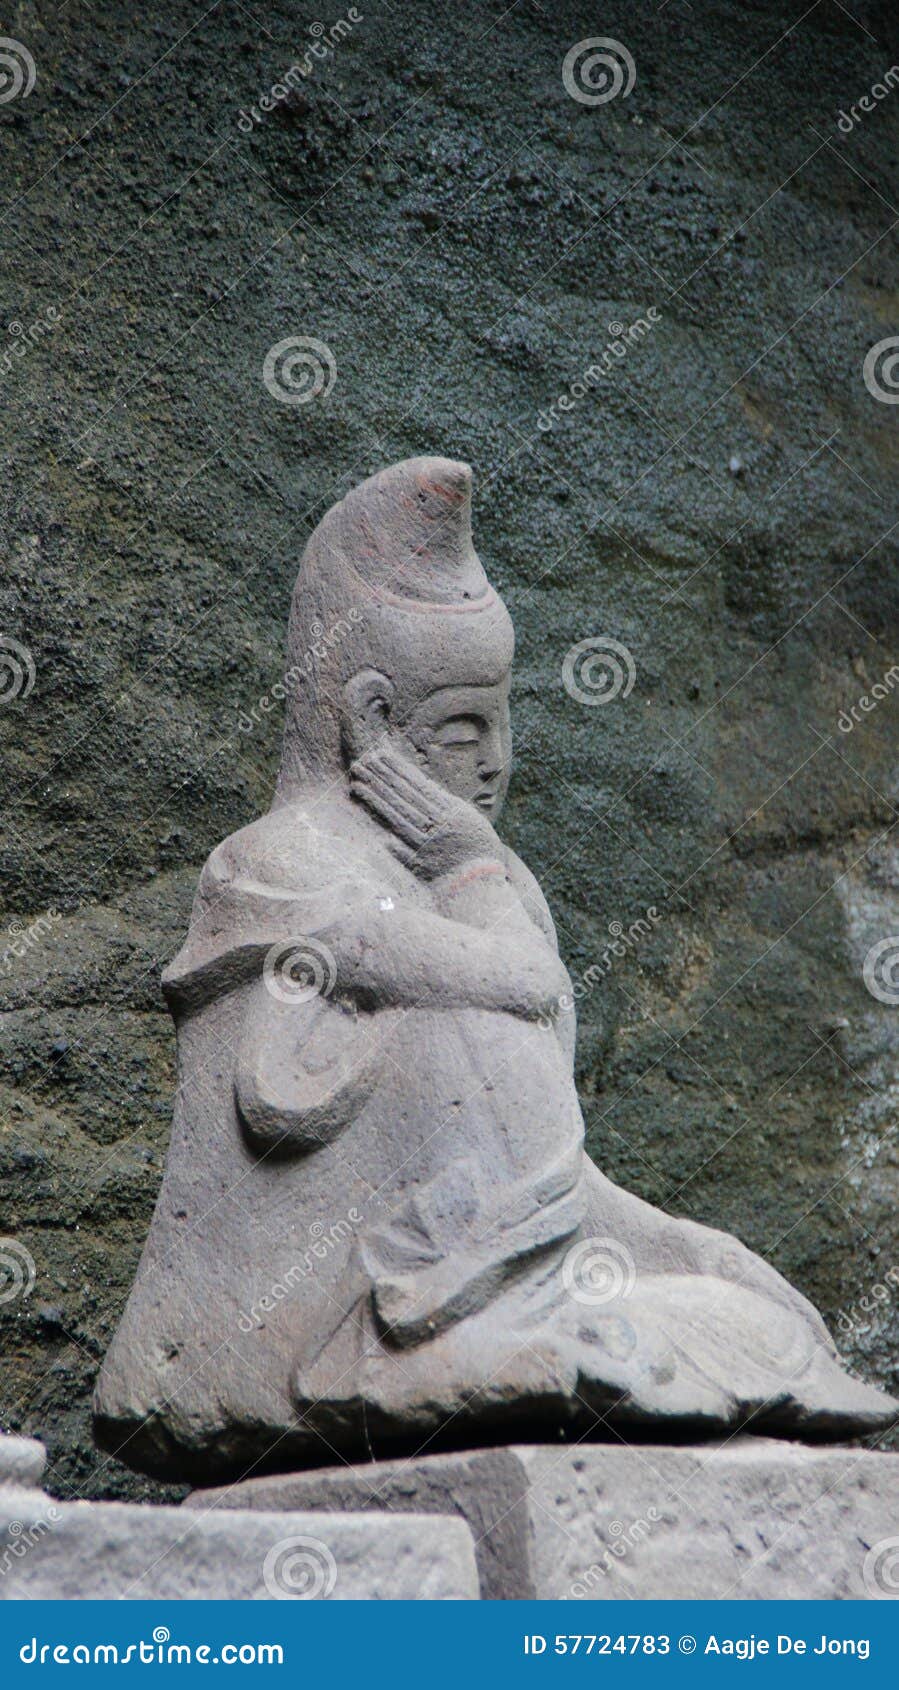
[320,902,569,1021]
[432,857,554,948]
[430,859,576,1061]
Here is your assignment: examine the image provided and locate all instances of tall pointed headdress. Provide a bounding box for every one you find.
[276,456,514,794]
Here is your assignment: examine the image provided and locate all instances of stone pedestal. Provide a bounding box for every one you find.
[0,1434,46,1490]
[186,1437,899,1601]
[0,1490,478,1600]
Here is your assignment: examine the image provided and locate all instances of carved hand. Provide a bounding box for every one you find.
[350,741,501,880]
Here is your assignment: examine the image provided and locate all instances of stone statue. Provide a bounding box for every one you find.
[94,457,895,1482]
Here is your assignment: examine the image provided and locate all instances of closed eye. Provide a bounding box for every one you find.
[432,716,482,748]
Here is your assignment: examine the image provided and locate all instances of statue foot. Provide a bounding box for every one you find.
[559,1271,897,1439]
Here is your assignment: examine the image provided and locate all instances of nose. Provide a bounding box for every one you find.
[478,725,505,783]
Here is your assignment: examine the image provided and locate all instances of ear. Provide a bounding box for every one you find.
[341,668,394,760]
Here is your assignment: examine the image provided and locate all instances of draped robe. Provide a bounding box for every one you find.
[94,784,895,1481]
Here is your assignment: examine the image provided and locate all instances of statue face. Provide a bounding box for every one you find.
[400,677,512,821]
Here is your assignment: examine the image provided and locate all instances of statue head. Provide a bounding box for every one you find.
[276,457,515,821]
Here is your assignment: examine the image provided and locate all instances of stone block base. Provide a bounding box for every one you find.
[186,1437,899,1600]
[0,1489,478,1600]
[0,1434,46,1491]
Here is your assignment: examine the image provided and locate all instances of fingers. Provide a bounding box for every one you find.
[387,835,425,870]
[350,768,431,846]
[353,741,416,786]
[350,760,423,819]
[351,747,451,832]
[355,795,429,850]
[355,742,449,812]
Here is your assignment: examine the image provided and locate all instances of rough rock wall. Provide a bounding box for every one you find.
[1,0,897,1501]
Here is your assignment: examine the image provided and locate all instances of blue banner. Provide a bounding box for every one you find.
[1,1601,897,1686]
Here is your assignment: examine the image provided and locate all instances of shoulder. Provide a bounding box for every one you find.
[200,792,393,899]
[164,794,410,1008]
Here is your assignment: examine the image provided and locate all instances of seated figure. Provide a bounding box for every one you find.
[94,456,895,1482]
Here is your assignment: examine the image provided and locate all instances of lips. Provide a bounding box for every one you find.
[474,792,496,811]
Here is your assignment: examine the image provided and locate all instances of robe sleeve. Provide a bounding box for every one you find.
[161,832,398,1158]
